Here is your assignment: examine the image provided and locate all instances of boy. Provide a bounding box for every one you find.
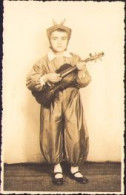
[26,21,91,185]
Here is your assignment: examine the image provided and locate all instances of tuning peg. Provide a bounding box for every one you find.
[101,52,104,56]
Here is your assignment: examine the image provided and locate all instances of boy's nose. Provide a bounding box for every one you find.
[57,39,62,44]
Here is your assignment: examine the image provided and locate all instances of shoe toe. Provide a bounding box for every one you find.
[70,171,89,184]
[53,172,63,186]
[79,177,89,184]
[53,178,63,185]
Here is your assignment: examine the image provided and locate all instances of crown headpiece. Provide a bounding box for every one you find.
[47,19,72,39]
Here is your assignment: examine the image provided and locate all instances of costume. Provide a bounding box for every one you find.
[26,50,91,166]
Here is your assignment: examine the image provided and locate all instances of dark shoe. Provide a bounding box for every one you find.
[52,172,63,186]
[70,171,89,184]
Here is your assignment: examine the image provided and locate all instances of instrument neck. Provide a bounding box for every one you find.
[61,58,88,78]
[61,65,77,78]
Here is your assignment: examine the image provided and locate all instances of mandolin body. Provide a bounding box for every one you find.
[32,63,78,107]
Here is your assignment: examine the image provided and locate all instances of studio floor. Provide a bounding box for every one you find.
[3,162,121,193]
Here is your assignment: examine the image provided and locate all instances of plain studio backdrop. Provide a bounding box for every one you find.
[3,1,124,164]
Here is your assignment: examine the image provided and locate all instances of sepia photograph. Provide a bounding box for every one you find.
[1,0,125,194]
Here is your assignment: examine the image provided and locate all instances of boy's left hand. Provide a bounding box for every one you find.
[76,62,86,70]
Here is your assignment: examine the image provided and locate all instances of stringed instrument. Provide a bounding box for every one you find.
[32,52,104,107]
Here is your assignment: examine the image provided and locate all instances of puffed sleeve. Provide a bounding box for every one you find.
[75,64,91,88]
[72,53,91,88]
[26,58,46,92]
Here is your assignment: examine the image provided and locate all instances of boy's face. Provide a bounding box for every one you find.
[50,30,69,53]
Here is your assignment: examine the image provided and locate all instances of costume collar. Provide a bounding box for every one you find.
[48,49,72,60]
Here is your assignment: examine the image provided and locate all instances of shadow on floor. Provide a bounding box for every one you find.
[3,162,122,193]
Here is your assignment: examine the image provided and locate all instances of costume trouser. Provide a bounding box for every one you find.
[40,88,89,166]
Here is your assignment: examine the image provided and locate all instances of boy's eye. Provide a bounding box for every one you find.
[52,37,57,40]
[62,37,67,40]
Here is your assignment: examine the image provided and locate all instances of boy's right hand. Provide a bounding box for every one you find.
[43,73,62,84]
